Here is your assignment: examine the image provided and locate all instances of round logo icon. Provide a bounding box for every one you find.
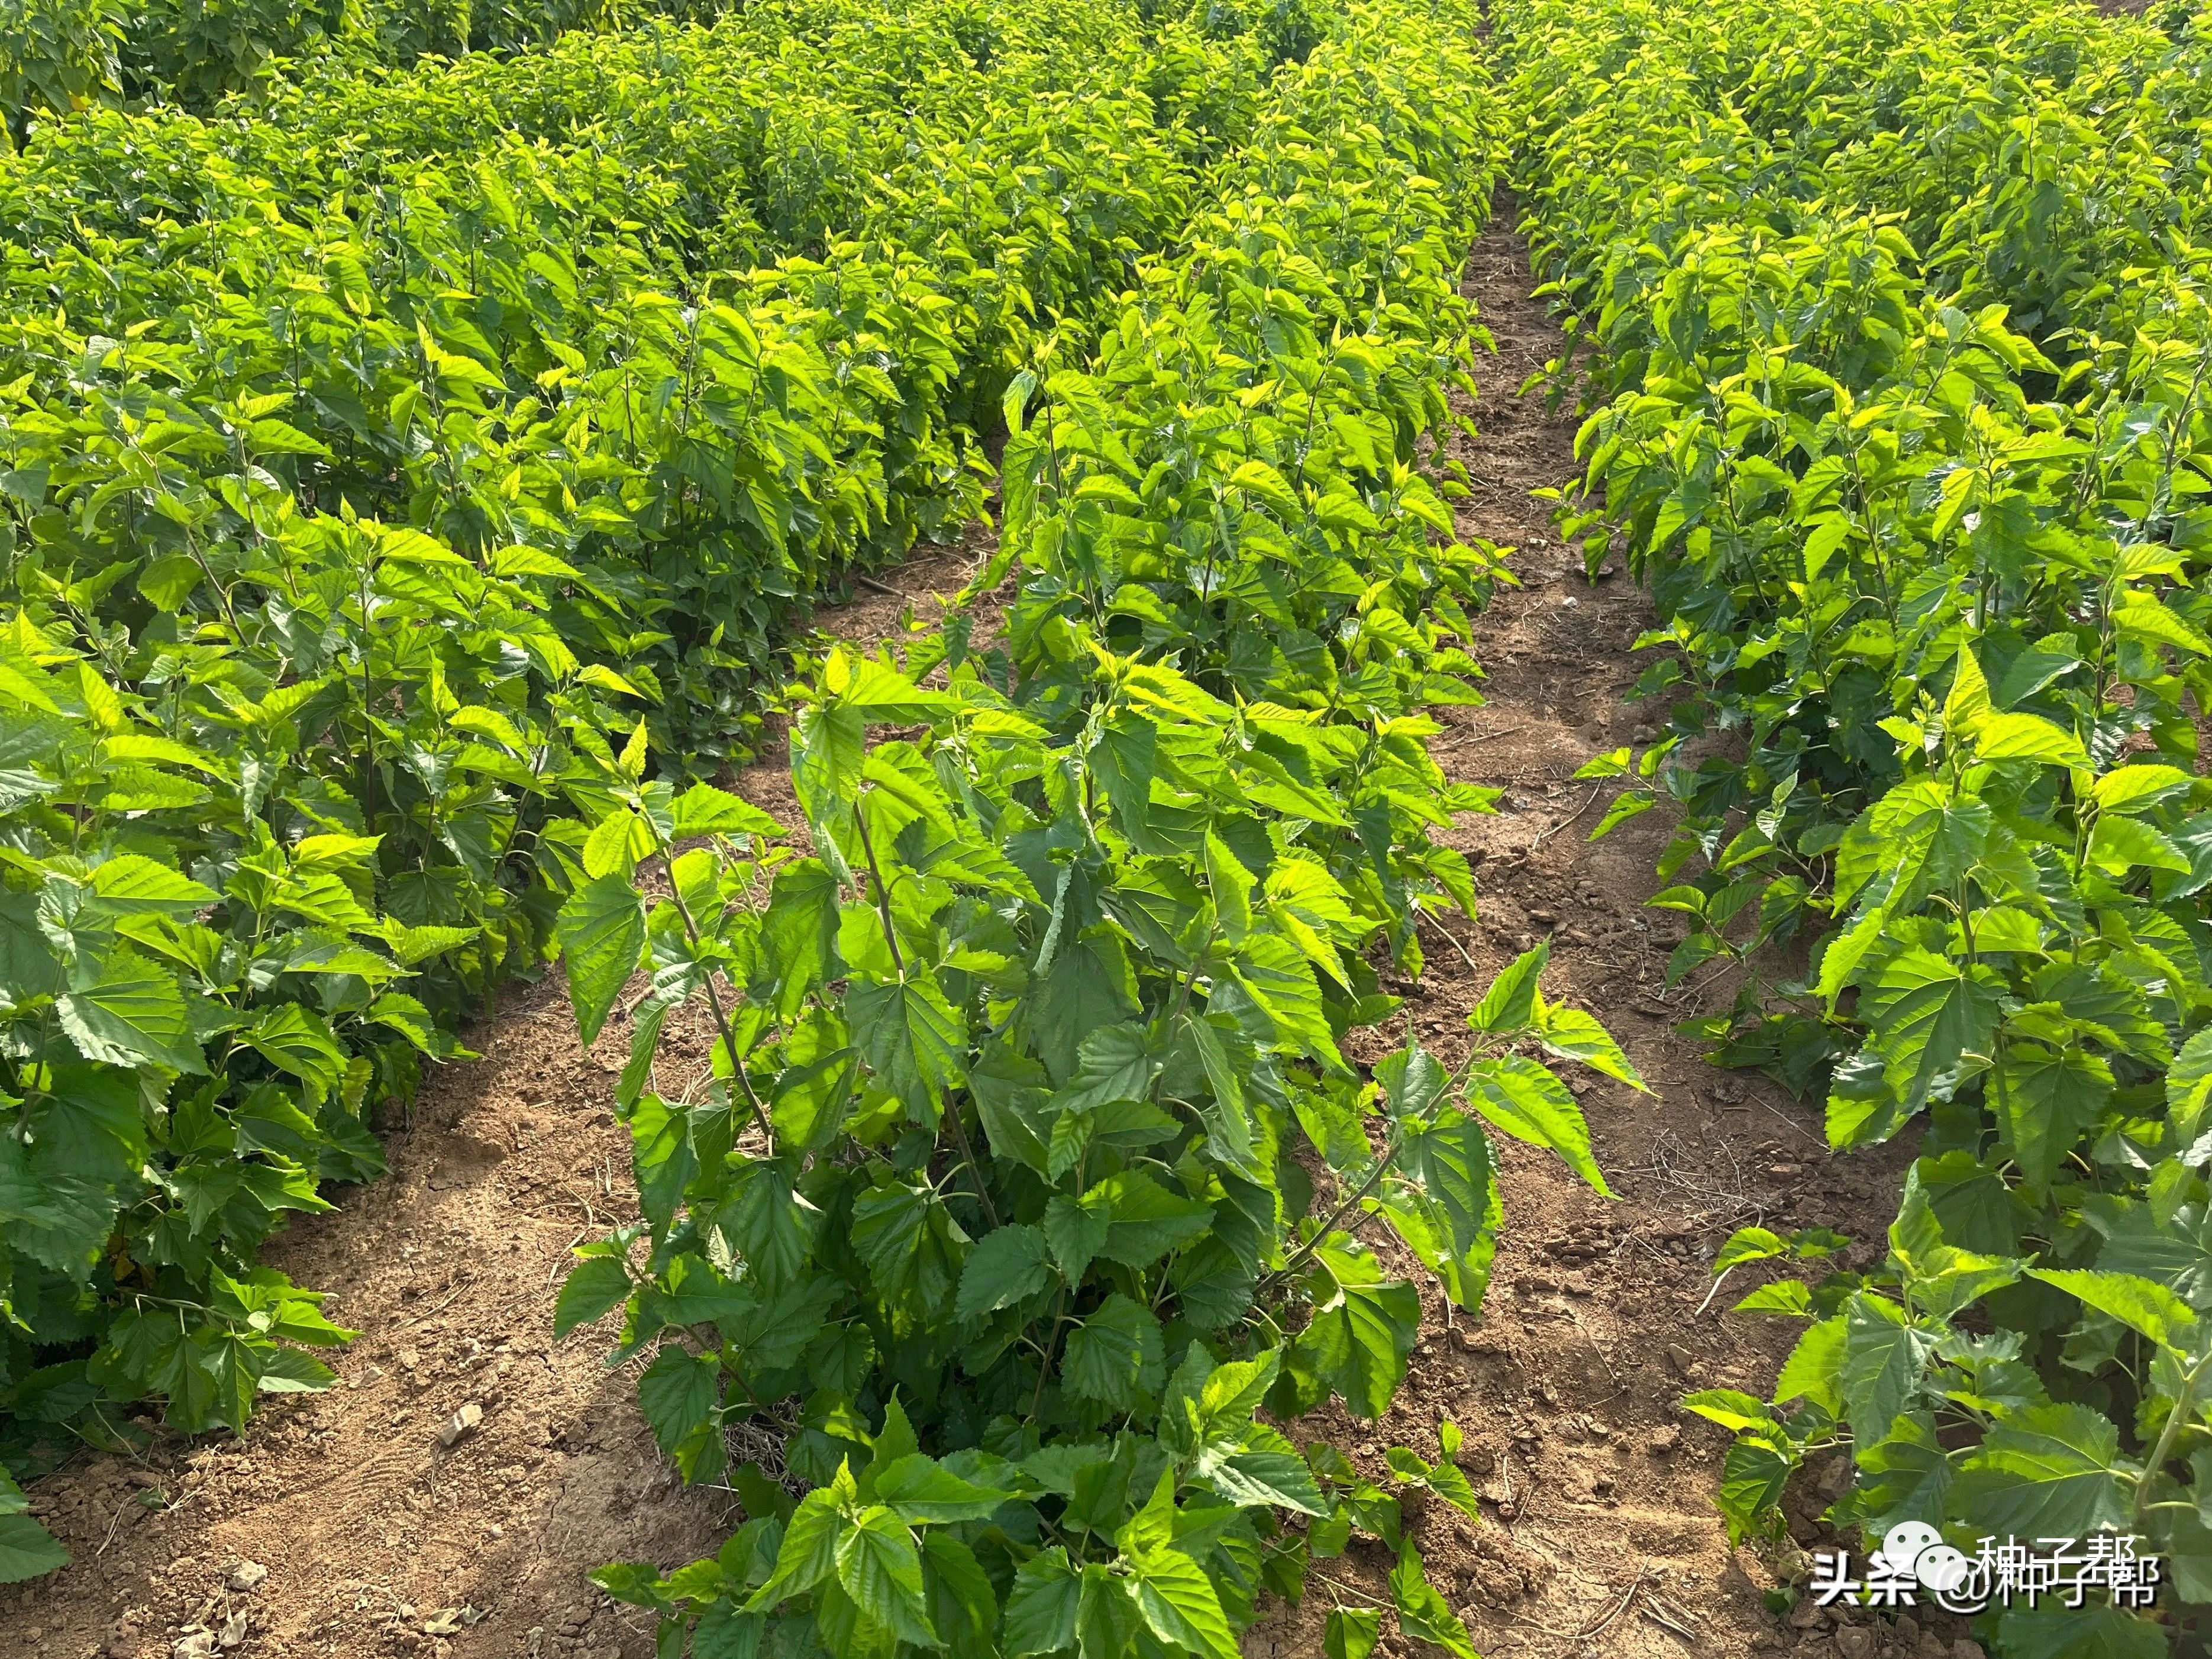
[1872,1524,1988,1613]
[1875,1522,1942,1576]
[1915,1545,1972,1596]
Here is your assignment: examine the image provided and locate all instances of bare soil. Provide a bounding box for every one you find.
[1243,198,1937,1659]
[3,204,1932,1659]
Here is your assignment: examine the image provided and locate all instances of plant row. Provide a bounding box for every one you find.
[1501,0,2212,1650]
[3,0,715,135]
[0,0,1300,1581]
[6,0,1270,285]
[544,6,1643,1658]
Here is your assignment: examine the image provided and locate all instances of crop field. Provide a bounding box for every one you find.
[0,0,2205,1655]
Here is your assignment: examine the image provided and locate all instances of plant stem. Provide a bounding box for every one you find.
[854,795,997,1228]
[1262,1132,1403,1294]
[2133,1348,2212,1533]
[661,847,776,1153]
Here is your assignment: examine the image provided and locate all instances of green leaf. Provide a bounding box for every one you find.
[1535,1002,1648,1090]
[1375,1042,1451,1124]
[748,1489,846,1609]
[254,1346,338,1394]
[1032,935,1140,1084]
[1855,1413,1952,1533]
[1840,1293,1939,1448]
[1952,1403,2139,1541]
[673,785,783,840]
[1973,712,2088,767]
[2028,1269,2200,1353]
[955,1225,1055,1322]
[758,860,839,1022]
[1003,1547,1080,1657]
[1465,1056,1612,1195]
[1296,1246,1419,1419]
[554,1255,632,1338]
[2090,763,2197,816]
[1042,1192,1112,1285]
[57,951,205,1073]
[834,1506,937,1647]
[244,1004,347,1105]
[1998,1042,2109,1201]
[0,1513,68,1583]
[1326,1608,1383,1659]
[1732,1280,1812,1316]
[1129,1547,1238,1659]
[715,1157,819,1296]
[1388,1541,1475,1659]
[88,854,219,914]
[1716,1436,1793,1546]
[1204,827,1255,941]
[1054,1022,1162,1113]
[1092,1170,1213,1268]
[1681,1389,1780,1436]
[850,1182,964,1333]
[2172,1025,2212,1142]
[557,873,646,1047]
[1587,788,1656,840]
[638,1346,721,1470]
[1201,1443,1329,1515]
[1397,1111,1499,1309]
[849,975,967,1112]
[1061,1293,1164,1408]
[1865,947,2006,1115]
[28,1064,146,1184]
[1714,1228,1790,1270]
[919,1532,997,1647]
[872,1454,1009,1525]
[1231,931,1348,1072]
[1467,940,1547,1035]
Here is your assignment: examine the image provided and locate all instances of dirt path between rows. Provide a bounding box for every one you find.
[5,200,1926,1659]
[1247,196,1929,1659]
[0,548,976,1659]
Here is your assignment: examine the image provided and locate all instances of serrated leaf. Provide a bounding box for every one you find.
[1974,712,2088,767]
[554,1255,632,1338]
[872,1454,1009,1524]
[0,1514,68,1583]
[1003,1547,1080,1657]
[673,785,783,840]
[1129,1547,1238,1659]
[1952,1403,2139,1541]
[57,952,204,1074]
[1465,1056,1612,1196]
[1467,941,1547,1034]
[637,1346,722,1477]
[1091,1170,1213,1268]
[748,1489,845,1609]
[1714,1227,1790,1270]
[1535,1003,1648,1090]
[1061,1293,1163,1408]
[2028,1269,2199,1353]
[1296,1246,1418,1419]
[1388,1541,1475,1659]
[834,1507,938,1647]
[955,1224,1055,1322]
[557,873,645,1047]
[1326,1608,1383,1659]
[1840,1293,1939,1448]
[849,974,967,1113]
